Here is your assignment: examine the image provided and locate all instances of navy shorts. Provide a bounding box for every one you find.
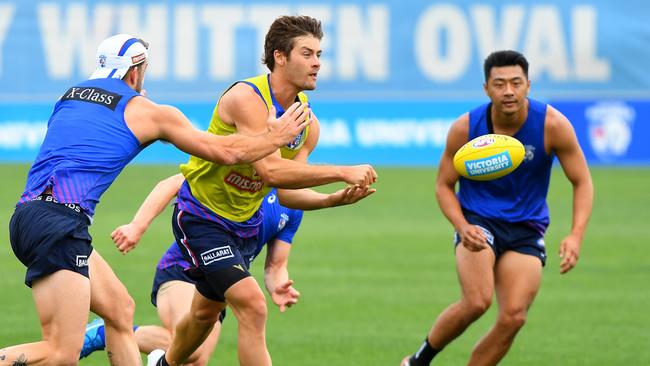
[454,210,547,266]
[150,264,196,307]
[9,197,93,287]
[171,206,257,301]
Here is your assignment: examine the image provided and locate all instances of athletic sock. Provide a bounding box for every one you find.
[409,337,441,365]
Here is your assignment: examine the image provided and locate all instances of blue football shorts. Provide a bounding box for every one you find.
[454,209,547,265]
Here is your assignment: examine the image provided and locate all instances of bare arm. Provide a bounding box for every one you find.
[221,86,377,188]
[546,106,594,274]
[435,114,488,251]
[264,240,299,312]
[124,96,310,166]
[111,173,184,254]
[276,185,376,210]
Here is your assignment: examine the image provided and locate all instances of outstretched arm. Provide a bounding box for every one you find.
[220,86,378,188]
[547,107,593,274]
[124,96,310,166]
[276,185,376,210]
[264,240,299,312]
[111,174,184,254]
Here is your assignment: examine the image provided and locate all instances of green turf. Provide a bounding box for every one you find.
[1,164,648,365]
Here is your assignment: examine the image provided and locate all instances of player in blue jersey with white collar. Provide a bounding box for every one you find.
[3,33,309,366]
[80,173,374,365]
[402,50,593,366]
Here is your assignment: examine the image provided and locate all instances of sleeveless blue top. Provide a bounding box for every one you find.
[18,78,143,216]
[458,99,555,226]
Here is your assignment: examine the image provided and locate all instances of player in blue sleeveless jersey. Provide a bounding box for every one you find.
[80,173,374,364]
[402,51,593,366]
[3,33,310,366]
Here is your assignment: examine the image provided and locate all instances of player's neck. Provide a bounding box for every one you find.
[269,72,300,109]
[491,99,529,134]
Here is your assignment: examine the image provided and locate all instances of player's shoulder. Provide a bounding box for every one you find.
[544,104,572,132]
[448,113,470,137]
[221,82,264,107]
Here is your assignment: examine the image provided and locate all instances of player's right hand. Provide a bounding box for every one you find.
[458,223,489,252]
[267,102,310,146]
[328,185,377,206]
[111,222,146,254]
[342,164,378,187]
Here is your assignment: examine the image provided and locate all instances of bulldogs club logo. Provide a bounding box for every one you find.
[586,102,635,161]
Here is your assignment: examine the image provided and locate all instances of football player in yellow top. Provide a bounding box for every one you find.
[147,15,377,366]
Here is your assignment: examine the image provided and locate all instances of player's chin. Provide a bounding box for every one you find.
[302,80,317,90]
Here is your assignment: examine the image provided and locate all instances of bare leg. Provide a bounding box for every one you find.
[88,251,141,365]
[467,251,542,366]
[165,288,225,366]
[223,277,270,366]
[427,245,496,349]
[134,326,171,354]
[0,270,90,366]
[156,281,221,366]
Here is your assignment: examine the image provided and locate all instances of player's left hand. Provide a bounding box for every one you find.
[271,279,300,312]
[559,233,582,274]
[329,185,377,206]
[111,222,146,254]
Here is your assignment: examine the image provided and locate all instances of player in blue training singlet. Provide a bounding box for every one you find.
[402,50,593,366]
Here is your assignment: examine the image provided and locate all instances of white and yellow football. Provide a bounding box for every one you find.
[453,134,525,181]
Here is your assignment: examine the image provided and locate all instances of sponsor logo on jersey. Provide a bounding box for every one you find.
[76,255,88,267]
[61,86,122,111]
[224,171,264,192]
[465,152,512,176]
[201,246,235,265]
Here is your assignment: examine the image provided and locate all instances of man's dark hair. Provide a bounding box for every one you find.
[483,50,529,81]
[262,15,323,71]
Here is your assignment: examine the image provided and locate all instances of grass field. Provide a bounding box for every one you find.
[1,164,649,365]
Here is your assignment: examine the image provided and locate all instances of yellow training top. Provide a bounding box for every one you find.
[180,74,310,222]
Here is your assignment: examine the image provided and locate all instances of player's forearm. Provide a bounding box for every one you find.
[261,162,344,189]
[277,188,330,210]
[570,176,594,239]
[264,265,289,295]
[215,132,283,165]
[436,184,468,231]
[131,174,184,231]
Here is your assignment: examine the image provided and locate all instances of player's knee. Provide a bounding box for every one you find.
[463,297,492,318]
[104,293,136,329]
[234,294,268,328]
[191,306,222,325]
[498,310,527,331]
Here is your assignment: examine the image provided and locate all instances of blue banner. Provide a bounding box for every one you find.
[0,0,649,165]
[1,0,648,102]
[550,100,650,165]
